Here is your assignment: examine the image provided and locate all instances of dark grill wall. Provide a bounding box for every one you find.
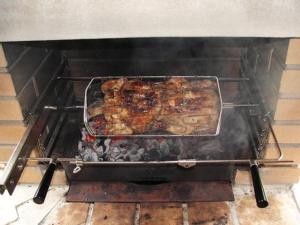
[62,38,246,101]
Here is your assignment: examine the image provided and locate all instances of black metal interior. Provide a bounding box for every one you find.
[21,38,279,184]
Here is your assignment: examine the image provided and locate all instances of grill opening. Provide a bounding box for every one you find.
[0,37,289,204]
[14,38,282,166]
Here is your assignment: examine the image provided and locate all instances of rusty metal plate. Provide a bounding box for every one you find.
[66,181,234,202]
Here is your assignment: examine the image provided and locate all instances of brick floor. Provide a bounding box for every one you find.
[91,203,136,225]
[139,203,183,225]
[188,202,233,225]
[1,184,300,225]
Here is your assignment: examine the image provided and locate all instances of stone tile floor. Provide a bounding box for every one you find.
[0,184,300,225]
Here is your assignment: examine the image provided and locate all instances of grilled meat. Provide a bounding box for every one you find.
[88,77,219,135]
[158,77,219,135]
[121,80,161,133]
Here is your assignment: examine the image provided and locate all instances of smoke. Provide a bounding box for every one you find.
[69,38,270,162]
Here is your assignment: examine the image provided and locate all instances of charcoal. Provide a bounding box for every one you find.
[76,109,250,162]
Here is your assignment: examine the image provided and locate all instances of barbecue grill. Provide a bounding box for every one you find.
[0,38,294,209]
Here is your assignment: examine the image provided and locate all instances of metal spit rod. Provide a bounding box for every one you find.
[19,158,294,165]
[15,109,285,167]
[48,75,257,110]
[43,103,259,111]
[0,113,284,167]
[56,76,250,82]
[43,105,84,110]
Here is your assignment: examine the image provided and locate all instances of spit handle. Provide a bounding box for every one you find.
[33,161,56,204]
[250,163,269,208]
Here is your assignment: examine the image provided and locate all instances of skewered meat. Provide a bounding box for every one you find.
[87,100,104,118]
[158,77,219,135]
[101,78,125,93]
[97,78,132,134]
[87,77,220,135]
[121,80,161,133]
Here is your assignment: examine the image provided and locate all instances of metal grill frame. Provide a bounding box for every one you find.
[83,75,223,137]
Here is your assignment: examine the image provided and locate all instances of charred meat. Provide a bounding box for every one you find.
[87,77,220,135]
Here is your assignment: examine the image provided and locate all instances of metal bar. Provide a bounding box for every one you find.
[44,105,84,110]
[44,89,74,157]
[0,113,49,194]
[260,164,299,168]
[57,76,93,81]
[218,77,250,82]
[223,103,259,108]
[0,64,65,194]
[43,103,258,111]
[49,104,259,109]
[30,61,65,114]
[265,116,283,160]
[25,157,293,165]
[43,113,67,157]
[57,76,250,82]
[240,54,284,162]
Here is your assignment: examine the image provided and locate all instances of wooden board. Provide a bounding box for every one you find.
[16,167,67,185]
[0,146,14,161]
[51,170,67,185]
[274,99,300,121]
[286,39,300,65]
[0,99,23,121]
[235,168,300,185]
[18,166,43,183]
[0,124,26,144]
[0,73,16,96]
[0,44,7,68]
[280,70,300,96]
[265,146,300,163]
[92,203,136,225]
[268,125,300,144]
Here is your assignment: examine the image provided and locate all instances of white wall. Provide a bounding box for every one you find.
[0,0,300,41]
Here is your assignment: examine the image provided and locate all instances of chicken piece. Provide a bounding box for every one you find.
[101,78,126,93]
[159,78,219,135]
[164,77,191,90]
[91,77,219,136]
[98,78,132,135]
[98,78,162,134]
[121,80,161,133]
[190,80,218,90]
[106,119,133,135]
[87,100,104,118]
